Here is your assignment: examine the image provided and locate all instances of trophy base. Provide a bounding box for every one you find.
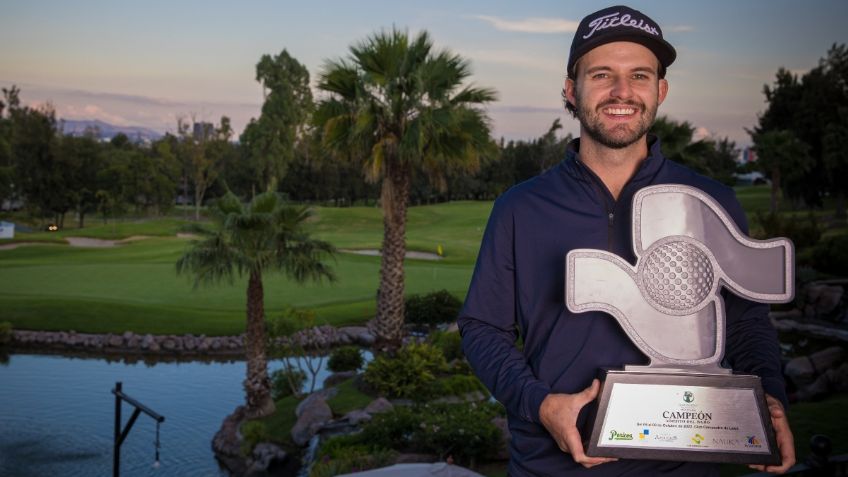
[585,369,781,465]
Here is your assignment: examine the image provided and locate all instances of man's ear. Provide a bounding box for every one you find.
[658,78,669,105]
[565,78,577,107]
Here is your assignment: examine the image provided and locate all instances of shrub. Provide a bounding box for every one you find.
[311,436,396,477]
[429,330,463,362]
[327,346,364,373]
[0,322,12,346]
[405,290,462,328]
[429,374,489,398]
[753,211,822,250]
[363,343,448,400]
[359,402,502,465]
[810,235,848,277]
[240,420,269,456]
[270,366,306,400]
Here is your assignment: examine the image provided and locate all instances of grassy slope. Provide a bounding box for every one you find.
[0,202,489,334]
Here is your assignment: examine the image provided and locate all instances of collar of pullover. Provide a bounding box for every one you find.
[562,134,665,188]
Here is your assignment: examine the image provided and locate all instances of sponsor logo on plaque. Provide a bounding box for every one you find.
[746,436,762,448]
[691,433,705,445]
[639,429,650,439]
[609,430,634,441]
[653,433,678,443]
[683,391,694,403]
[713,438,742,448]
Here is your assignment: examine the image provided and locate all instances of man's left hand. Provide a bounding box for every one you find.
[748,394,795,474]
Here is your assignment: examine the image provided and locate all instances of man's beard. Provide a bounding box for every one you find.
[576,96,657,149]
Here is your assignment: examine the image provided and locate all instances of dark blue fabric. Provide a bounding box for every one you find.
[458,136,786,476]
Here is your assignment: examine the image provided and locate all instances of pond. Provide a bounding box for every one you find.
[0,351,369,476]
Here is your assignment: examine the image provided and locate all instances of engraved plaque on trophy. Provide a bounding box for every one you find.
[565,184,793,465]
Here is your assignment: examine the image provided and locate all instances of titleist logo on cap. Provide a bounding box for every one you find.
[583,12,659,39]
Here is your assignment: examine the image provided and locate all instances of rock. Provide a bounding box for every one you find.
[803,283,845,317]
[296,387,339,417]
[161,337,177,351]
[491,416,511,460]
[212,405,248,476]
[339,326,375,346]
[785,346,846,387]
[323,371,357,388]
[364,397,393,414]
[122,331,134,342]
[183,334,197,351]
[342,409,372,426]
[291,397,333,446]
[107,334,123,348]
[246,442,287,475]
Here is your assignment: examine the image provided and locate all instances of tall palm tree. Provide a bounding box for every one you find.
[314,28,496,349]
[177,191,335,418]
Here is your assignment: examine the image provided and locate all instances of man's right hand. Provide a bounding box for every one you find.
[539,379,618,468]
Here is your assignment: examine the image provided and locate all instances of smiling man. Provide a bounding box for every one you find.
[458,5,795,476]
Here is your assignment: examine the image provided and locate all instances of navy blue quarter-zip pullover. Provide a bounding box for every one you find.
[458,136,786,477]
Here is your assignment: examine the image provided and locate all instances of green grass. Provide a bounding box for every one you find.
[0,202,482,334]
[326,378,374,416]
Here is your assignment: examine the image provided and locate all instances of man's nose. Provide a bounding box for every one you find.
[610,76,634,100]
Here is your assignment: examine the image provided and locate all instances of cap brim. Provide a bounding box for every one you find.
[569,34,676,76]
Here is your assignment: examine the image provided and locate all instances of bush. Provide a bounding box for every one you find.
[363,343,448,400]
[753,211,822,250]
[0,322,12,346]
[240,420,270,456]
[405,290,462,328]
[429,374,489,398]
[359,402,502,465]
[429,330,463,362]
[311,436,396,477]
[270,366,306,400]
[327,346,364,372]
[810,235,848,277]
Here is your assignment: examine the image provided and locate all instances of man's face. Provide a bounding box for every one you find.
[565,41,668,149]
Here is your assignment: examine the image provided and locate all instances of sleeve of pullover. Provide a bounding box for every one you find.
[457,197,551,423]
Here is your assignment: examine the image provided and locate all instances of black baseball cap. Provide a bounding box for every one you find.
[567,5,676,77]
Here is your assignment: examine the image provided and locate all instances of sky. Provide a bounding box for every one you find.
[1,0,846,147]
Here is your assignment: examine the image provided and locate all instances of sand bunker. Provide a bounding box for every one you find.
[342,249,443,261]
[64,235,149,248]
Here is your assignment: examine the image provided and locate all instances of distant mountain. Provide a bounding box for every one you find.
[59,119,164,142]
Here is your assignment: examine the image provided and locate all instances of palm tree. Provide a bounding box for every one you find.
[314,28,496,349]
[177,191,335,418]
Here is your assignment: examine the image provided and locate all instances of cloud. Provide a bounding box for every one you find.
[463,48,563,73]
[473,15,579,34]
[666,25,695,33]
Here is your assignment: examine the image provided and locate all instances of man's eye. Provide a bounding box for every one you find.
[592,73,608,79]
[633,74,648,80]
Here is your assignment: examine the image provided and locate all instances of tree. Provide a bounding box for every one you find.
[241,50,313,195]
[177,116,231,220]
[176,191,336,418]
[752,129,812,213]
[823,108,848,219]
[314,28,496,348]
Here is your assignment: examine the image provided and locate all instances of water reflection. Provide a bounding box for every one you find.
[0,351,367,476]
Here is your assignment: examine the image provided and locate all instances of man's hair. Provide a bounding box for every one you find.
[561,61,667,117]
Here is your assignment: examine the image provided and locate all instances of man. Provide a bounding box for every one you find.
[458,5,795,476]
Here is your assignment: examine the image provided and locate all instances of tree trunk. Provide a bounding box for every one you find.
[244,270,275,418]
[770,166,781,213]
[372,162,410,351]
[835,191,846,221]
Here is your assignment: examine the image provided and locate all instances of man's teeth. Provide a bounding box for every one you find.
[605,108,635,115]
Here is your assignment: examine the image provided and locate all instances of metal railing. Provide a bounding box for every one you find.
[112,381,165,477]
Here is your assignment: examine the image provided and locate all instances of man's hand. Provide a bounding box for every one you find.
[539,379,617,468]
[749,395,795,474]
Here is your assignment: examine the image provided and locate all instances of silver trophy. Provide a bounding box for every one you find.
[566,184,793,464]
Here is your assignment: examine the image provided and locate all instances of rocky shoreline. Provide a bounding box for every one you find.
[9,325,377,357]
